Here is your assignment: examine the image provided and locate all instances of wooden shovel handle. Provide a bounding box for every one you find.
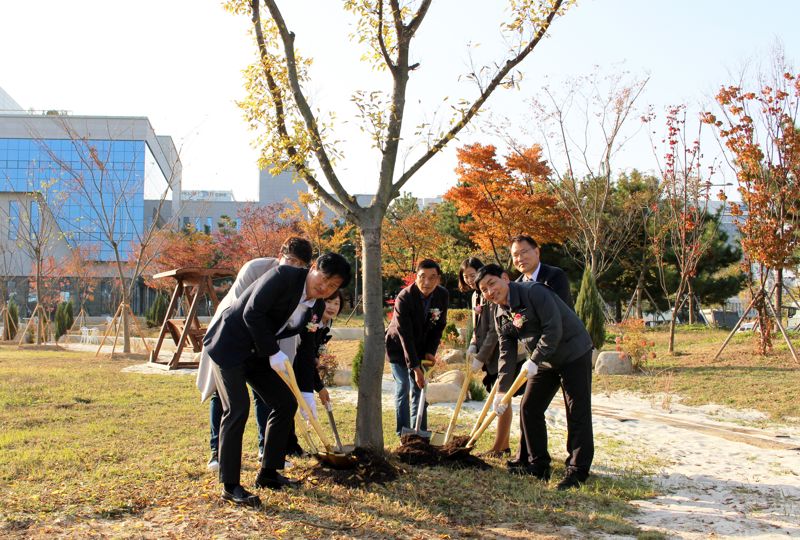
[444,362,473,443]
[283,360,334,451]
[469,379,499,439]
[466,366,529,448]
[274,369,319,454]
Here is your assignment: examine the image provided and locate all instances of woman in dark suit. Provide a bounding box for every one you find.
[459,257,509,458]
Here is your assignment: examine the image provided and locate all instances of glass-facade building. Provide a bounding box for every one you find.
[0,137,144,261]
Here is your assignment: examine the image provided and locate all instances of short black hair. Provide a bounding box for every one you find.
[474,263,506,289]
[458,257,484,292]
[416,258,441,275]
[316,252,351,288]
[281,236,313,265]
[510,235,539,250]
[325,289,345,315]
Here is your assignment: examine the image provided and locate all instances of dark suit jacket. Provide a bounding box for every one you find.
[516,262,573,309]
[470,290,499,374]
[495,281,592,391]
[385,283,449,369]
[294,325,330,393]
[203,265,324,369]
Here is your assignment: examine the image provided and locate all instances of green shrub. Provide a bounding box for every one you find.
[55,302,68,341]
[574,266,605,350]
[146,293,168,328]
[2,299,19,340]
[468,377,487,401]
[443,322,462,346]
[351,340,364,388]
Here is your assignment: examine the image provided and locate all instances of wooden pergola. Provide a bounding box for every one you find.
[148,267,235,369]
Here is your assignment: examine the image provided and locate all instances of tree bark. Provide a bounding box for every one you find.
[355,214,385,451]
[775,267,784,327]
[687,280,695,325]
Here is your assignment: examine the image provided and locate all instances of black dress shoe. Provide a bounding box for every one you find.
[556,472,586,490]
[506,458,527,469]
[509,464,551,481]
[221,485,261,507]
[254,469,302,490]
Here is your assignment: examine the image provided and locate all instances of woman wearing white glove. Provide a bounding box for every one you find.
[458,257,508,457]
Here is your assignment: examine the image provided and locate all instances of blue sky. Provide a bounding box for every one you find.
[0,1,797,201]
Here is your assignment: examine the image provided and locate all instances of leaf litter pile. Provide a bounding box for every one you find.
[300,447,399,488]
[396,434,490,469]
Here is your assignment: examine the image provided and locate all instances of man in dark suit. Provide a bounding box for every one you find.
[204,253,350,506]
[511,235,573,308]
[385,259,449,436]
[476,263,594,490]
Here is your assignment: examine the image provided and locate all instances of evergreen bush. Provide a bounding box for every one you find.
[146,293,168,328]
[574,266,606,350]
[3,299,19,340]
[351,340,364,388]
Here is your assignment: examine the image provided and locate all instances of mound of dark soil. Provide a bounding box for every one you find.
[395,435,490,469]
[302,447,399,488]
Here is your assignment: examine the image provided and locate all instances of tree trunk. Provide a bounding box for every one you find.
[687,280,695,325]
[112,246,131,354]
[775,267,783,327]
[355,217,386,451]
[35,256,43,344]
[668,281,686,354]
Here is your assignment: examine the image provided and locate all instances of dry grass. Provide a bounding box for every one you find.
[0,345,657,539]
[595,326,800,422]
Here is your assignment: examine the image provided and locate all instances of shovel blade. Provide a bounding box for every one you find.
[428,432,447,447]
[400,427,433,438]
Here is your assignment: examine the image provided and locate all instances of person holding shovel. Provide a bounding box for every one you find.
[204,253,351,507]
[475,264,594,490]
[458,257,509,458]
[386,259,449,437]
[293,289,344,419]
[198,237,314,473]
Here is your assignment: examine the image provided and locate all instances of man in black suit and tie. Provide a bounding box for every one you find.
[511,235,573,308]
[385,259,449,436]
[476,263,594,490]
[204,253,350,506]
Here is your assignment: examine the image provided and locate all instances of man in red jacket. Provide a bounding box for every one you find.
[385,259,449,437]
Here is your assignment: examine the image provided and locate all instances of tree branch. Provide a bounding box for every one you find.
[392,0,565,197]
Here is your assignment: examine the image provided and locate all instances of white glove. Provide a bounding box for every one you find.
[493,392,508,416]
[269,350,289,372]
[299,391,318,420]
[471,357,483,373]
[522,359,538,377]
[467,343,478,355]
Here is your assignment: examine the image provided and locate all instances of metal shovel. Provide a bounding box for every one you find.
[277,360,357,468]
[400,384,447,445]
[324,400,344,452]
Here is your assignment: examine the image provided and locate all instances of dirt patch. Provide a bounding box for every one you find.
[300,447,400,488]
[395,435,490,469]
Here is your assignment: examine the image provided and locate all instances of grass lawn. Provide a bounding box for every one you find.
[0,345,659,539]
[594,326,800,423]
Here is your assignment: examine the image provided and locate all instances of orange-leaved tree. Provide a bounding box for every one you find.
[445,143,571,266]
[705,67,800,355]
[381,193,452,278]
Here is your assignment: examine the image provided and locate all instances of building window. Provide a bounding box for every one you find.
[182,216,190,230]
[204,217,212,235]
[8,201,19,240]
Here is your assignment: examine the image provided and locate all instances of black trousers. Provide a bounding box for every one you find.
[517,349,593,478]
[213,357,297,485]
